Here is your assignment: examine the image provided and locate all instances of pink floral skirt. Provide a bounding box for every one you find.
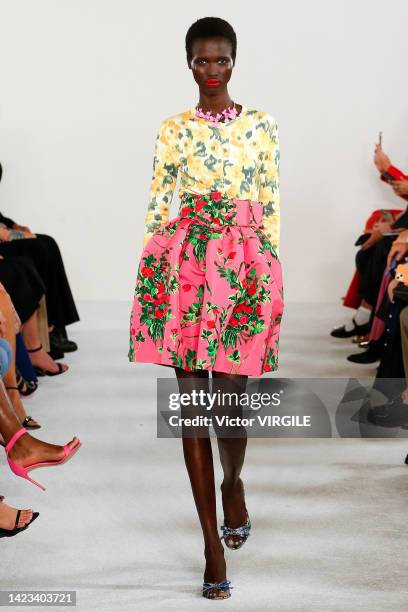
[128,191,284,376]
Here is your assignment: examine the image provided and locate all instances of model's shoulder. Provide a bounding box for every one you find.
[159,109,193,129]
[246,107,278,125]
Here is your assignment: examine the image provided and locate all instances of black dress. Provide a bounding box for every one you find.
[0,256,45,323]
[0,216,80,334]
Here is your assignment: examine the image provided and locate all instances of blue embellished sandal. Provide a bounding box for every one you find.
[202,579,232,599]
[221,511,251,550]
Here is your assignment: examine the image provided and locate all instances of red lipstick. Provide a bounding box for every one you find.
[205,79,221,87]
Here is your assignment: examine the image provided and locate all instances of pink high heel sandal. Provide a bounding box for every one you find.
[5,428,81,491]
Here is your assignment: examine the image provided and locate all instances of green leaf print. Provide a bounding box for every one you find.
[196,284,204,298]
[201,328,212,340]
[192,239,207,263]
[207,339,219,357]
[215,263,241,289]
[150,320,165,342]
[227,350,241,364]
[204,155,217,172]
[186,349,197,370]
[205,280,213,297]
[194,141,206,157]
[240,180,250,194]
[169,350,184,368]
[222,327,239,350]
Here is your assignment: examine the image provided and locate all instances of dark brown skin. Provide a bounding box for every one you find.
[177,36,248,592]
[188,36,242,120]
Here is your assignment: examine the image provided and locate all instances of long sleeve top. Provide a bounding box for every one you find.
[381,165,408,229]
[143,104,280,255]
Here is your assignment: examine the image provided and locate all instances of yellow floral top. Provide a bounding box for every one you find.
[143,104,280,255]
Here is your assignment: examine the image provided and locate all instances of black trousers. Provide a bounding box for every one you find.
[0,256,45,324]
[0,234,79,333]
[355,235,396,306]
[373,297,406,400]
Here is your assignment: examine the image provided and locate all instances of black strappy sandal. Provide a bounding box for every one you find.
[5,386,41,430]
[16,371,37,397]
[27,344,67,377]
[0,506,40,538]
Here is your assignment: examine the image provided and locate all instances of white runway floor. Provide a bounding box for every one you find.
[3,301,408,611]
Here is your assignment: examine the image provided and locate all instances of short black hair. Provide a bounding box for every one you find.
[185,17,237,67]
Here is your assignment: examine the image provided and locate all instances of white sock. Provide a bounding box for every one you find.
[344,306,371,331]
[354,306,371,326]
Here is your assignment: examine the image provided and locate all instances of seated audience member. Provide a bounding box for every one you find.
[0,285,42,428]
[0,255,68,376]
[331,144,408,352]
[0,346,81,488]
[0,339,38,538]
[368,232,408,426]
[0,162,79,354]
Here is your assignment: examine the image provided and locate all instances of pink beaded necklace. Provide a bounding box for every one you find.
[195,100,238,127]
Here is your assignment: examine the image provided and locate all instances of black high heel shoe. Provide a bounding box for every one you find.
[16,372,37,397]
[0,506,39,539]
[27,345,67,376]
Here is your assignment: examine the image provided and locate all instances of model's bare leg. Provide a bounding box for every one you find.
[0,381,78,465]
[212,371,248,548]
[174,367,227,589]
[22,312,68,373]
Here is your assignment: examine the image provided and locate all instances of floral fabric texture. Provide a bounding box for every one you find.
[129,105,283,376]
[142,105,280,254]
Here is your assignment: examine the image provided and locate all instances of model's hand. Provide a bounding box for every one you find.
[22,231,36,239]
[387,238,408,268]
[0,228,10,242]
[361,229,382,249]
[374,144,391,173]
[391,179,408,197]
[0,310,6,338]
[387,277,401,302]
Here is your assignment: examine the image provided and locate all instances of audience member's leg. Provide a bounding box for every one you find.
[356,236,395,307]
[0,289,41,428]
[0,234,79,336]
[400,306,408,404]
[0,380,79,466]
[21,312,68,374]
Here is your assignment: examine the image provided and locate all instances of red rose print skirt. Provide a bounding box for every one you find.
[128,191,284,376]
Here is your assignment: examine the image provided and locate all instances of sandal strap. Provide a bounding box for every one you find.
[203,579,233,593]
[27,344,43,353]
[14,509,21,530]
[5,386,19,391]
[5,428,28,454]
